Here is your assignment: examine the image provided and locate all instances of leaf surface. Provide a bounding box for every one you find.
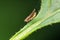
[10,0,60,40]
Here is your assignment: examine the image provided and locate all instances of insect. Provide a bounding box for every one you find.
[24,9,36,22]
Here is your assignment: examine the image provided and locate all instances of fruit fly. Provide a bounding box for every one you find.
[24,9,36,22]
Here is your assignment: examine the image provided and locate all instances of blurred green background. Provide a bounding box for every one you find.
[0,0,60,40]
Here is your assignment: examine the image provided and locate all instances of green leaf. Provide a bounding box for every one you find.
[10,0,60,40]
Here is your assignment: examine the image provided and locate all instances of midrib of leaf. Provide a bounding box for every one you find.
[11,10,60,40]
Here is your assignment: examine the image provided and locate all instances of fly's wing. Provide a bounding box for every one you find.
[24,9,36,22]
